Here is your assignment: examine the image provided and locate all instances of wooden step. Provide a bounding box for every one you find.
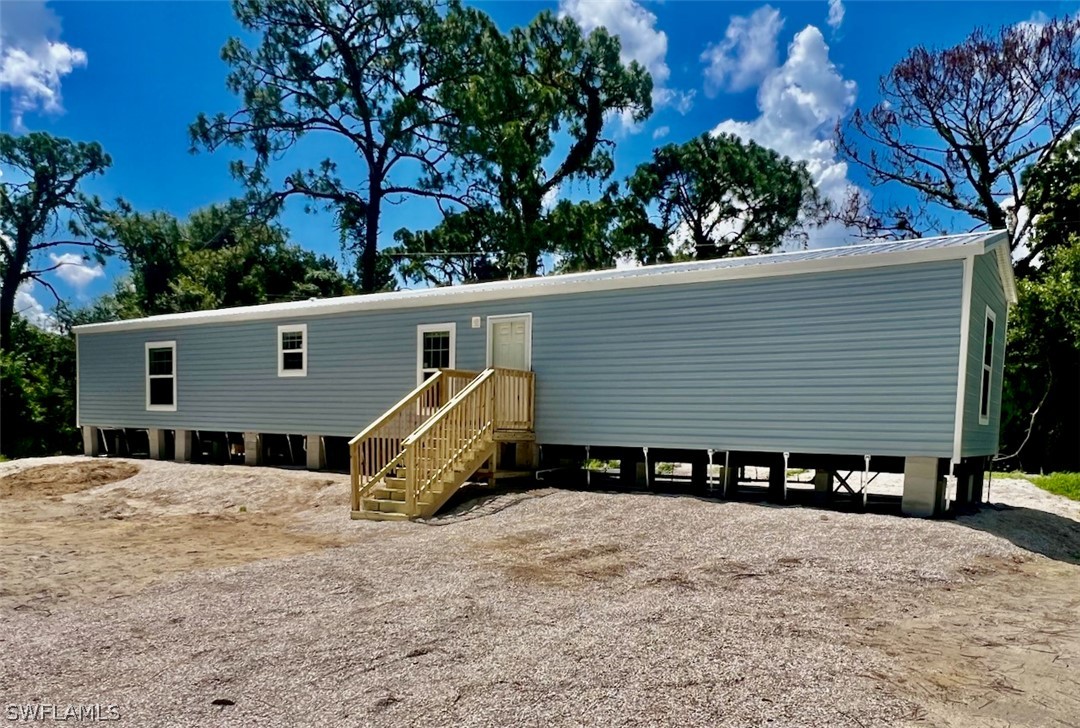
[351,509,410,521]
[371,486,406,501]
[362,497,410,514]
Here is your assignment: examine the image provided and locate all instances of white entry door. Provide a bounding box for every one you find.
[487,314,532,371]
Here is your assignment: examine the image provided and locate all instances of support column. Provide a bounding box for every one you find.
[970,460,986,505]
[514,441,539,470]
[306,434,325,471]
[691,458,707,490]
[174,429,193,463]
[717,465,737,498]
[148,428,168,460]
[619,455,647,487]
[953,462,973,508]
[902,457,946,517]
[768,456,787,503]
[243,432,262,467]
[82,426,100,457]
[814,469,834,505]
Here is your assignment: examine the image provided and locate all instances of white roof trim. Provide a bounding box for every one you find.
[75,232,1009,335]
[985,235,1019,305]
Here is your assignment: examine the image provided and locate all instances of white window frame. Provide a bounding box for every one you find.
[486,313,533,370]
[416,323,456,385]
[978,306,996,426]
[145,340,177,412]
[278,324,308,378]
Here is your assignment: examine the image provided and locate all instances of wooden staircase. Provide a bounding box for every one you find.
[350,368,535,521]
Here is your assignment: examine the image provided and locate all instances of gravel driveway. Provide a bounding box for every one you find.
[2,457,1078,727]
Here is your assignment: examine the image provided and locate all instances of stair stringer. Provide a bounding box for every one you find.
[415,440,496,519]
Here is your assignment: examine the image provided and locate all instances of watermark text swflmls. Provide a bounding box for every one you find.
[5,705,121,722]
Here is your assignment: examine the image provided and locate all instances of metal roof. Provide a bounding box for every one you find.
[74,231,1013,334]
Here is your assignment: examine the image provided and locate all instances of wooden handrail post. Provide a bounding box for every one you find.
[405,444,416,515]
[350,442,361,511]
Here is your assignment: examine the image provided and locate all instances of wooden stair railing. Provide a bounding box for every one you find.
[349,369,478,512]
[402,368,497,514]
[493,367,535,433]
[351,368,536,520]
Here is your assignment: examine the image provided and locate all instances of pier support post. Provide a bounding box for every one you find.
[814,469,834,505]
[306,434,325,471]
[902,457,947,517]
[82,426,99,457]
[148,428,168,460]
[174,430,193,463]
[243,432,262,467]
[619,455,647,487]
[514,441,539,470]
[768,455,787,503]
[716,467,733,498]
[691,456,708,490]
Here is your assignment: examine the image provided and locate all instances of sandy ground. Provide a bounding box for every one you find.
[1,456,1078,727]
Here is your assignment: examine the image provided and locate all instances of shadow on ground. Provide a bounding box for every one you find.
[436,470,1080,566]
[957,504,1080,566]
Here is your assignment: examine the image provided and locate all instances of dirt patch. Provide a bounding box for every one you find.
[481,534,633,585]
[862,558,1080,727]
[0,458,351,613]
[3,512,342,614]
[0,460,139,499]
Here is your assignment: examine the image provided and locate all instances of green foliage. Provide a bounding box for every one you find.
[1000,132,1080,472]
[620,133,825,260]
[1001,243,1080,471]
[192,0,492,291]
[392,9,652,283]
[0,132,113,350]
[1028,472,1080,502]
[5,201,354,459]
[0,317,78,458]
[109,202,355,317]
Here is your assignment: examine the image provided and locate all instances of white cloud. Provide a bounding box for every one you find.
[827,0,845,31]
[701,6,784,95]
[1017,10,1050,32]
[0,1,86,130]
[541,184,560,212]
[559,0,693,126]
[652,125,670,141]
[711,25,858,246]
[49,252,105,288]
[15,281,57,331]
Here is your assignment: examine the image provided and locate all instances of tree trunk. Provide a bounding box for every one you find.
[523,198,542,277]
[360,192,381,292]
[0,238,30,351]
[0,275,18,352]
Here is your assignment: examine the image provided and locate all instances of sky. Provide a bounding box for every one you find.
[1,0,1075,324]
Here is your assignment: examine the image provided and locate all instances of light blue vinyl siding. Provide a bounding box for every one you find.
[79,259,967,458]
[961,253,1008,457]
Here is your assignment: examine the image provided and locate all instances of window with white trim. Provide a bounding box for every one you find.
[146,341,177,411]
[978,307,996,425]
[278,324,307,377]
[417,323,455,383]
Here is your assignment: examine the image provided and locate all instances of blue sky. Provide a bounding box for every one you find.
[1,0,1073,320]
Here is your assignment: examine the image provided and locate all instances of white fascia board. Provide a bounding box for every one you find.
[977,230,1017,305]
[992,241,1019,306]
[74,242,983,335]
[951,255,976,465]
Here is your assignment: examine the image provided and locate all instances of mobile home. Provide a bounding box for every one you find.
[74,232,1016,519]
